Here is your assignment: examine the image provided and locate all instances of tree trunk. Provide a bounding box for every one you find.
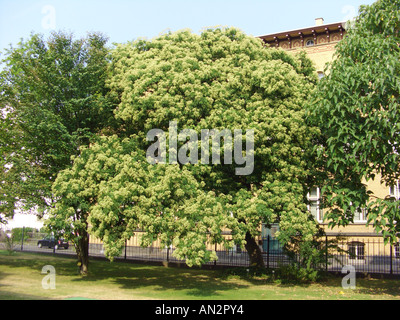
[76,231,89,275]
[245,232,265,268]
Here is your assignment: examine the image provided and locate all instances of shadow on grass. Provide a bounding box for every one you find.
[351,278,400,298]
[0,288,55,300]
[71,260,250,298]
[0,251,77,276]
[0,251,248,298]
[218,266,400,298]
[1,251,399,299]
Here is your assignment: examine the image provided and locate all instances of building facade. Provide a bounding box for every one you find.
[259,18,345,76]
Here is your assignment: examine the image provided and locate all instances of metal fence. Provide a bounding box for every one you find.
[1,228,400,275]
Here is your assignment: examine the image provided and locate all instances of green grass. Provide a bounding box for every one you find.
[0,250,399,300]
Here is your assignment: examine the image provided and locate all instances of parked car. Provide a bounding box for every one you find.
[37,236,69,250]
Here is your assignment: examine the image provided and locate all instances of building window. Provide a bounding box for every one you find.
[389,181,400,200]
[306,39,315,47]
[354,207,367,222]
[348,241,365,260]
[307,187,323,222]
[395,244,400,259]
[347,201,367,223]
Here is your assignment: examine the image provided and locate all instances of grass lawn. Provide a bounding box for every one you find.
[0,250,399,300]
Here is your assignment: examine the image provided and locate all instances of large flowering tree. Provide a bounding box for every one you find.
[50,28,320,269]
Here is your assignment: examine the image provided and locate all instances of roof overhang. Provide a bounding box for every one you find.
[258,21,346,43]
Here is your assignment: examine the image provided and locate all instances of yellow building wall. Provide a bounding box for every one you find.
[286,42,338,74]
[283,37,390,239]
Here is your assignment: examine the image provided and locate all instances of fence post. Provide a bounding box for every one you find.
[87,233,90,257]
[325,235,328,273]
[390,243,393,275]
[21,227,25,251]
[124,239,127,260]
[266,235,270,269]
[214,243,217,267]
[167,246,170,262]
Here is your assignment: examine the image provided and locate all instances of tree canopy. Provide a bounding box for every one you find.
[307,0,400,244]
[49,27,321,267]
[0,31,115,274]
[0,31,114,217]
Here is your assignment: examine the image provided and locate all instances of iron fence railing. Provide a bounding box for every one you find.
[1,228,399,275]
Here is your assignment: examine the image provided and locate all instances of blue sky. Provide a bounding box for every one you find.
[0,0,377,51]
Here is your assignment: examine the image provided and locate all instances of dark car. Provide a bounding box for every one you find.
[37,236,69,250]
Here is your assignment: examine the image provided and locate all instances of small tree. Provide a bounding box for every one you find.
[0,31,115,274]
[2,232,15,255]
[0,31,114,216]
[307,0,400,244]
